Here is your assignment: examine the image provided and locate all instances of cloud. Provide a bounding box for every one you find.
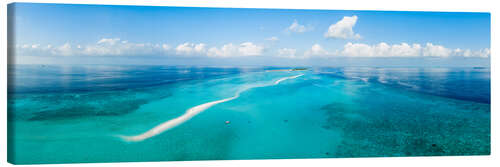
[97,38,121,45]
[175,43,206,55]
[83,39,166,56]
[277,48,297,58]
[52,43,74,56]
[162,44,171,51]
[452,48,490,58]
[19,44,43,50]
[266,36,279,41]
[207,44,236,57]
[239,42,264,56]
[15,38,489,60]
[15,38,268,58]
[304,44,336,58]
[16,38,171,56]
[207,42,264,57]
[342,42,421,57]
[290,42,489,59]
[325,15,361,39]
[340,42,489,58]
[286,20,312,33]
[421,43,451,57]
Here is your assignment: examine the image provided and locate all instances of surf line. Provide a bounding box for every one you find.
[119,74,304,142]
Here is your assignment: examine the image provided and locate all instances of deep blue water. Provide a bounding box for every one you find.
[9,65,490,104]
[8,65,268,93]
[315,67,491,104]
[7,65,490,164]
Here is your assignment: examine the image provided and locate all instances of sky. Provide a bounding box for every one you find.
[8,3,491,67]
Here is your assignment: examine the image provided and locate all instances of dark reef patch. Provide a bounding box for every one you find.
[9,88,172,121]
[321,85,490,157]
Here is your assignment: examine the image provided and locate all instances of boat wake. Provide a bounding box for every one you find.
[119,74,303,142]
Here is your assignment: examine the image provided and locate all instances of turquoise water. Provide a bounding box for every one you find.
[8,65,490,164]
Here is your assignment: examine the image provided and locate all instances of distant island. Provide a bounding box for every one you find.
[266,68,308,72]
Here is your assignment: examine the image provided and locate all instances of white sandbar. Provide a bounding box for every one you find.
[120,74,303,142]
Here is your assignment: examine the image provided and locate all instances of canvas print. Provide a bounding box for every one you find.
[7,3,490,164]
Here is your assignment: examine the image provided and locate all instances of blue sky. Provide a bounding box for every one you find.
[9,3,491,67]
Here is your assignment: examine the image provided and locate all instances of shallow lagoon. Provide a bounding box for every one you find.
[8,65,490,164]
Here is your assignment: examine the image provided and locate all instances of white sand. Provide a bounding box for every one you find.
[275,74,303,84]
[120,74,303,142]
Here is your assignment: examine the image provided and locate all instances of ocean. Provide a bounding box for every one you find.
[7,65,490,164]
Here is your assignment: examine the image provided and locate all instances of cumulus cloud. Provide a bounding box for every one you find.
[325,15,361,39]
[175,43,206,55]
[239,42,264,56]
[162,44,171,51]
[15,38,489,60]
[340,42,489,58]
[18,44,45,50]
[16,38,171,56]
[207,44,236,57]
[16,38,268,58]
[421,43,451,57]
[53,43,74,56]
[342,42,421,57]
[83,39,167,56]
[304,44,336,58]
[286,20,312,33]
[97,38,121,45]
[452,48,490,58]
[285,42,489,59]
[207,42,264,57]
[277,48,297,58]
